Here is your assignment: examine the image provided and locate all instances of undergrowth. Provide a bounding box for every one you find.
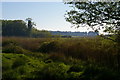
[2,37,120,80]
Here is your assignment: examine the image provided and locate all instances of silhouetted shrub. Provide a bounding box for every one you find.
[67,64,84,73]
[38,41,60,53]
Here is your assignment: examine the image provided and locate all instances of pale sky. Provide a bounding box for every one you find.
[2,1,92,32]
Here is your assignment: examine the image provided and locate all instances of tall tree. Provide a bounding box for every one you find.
[2,20,28,37]
[26,18,35,37]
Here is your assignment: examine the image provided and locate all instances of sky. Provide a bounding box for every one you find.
[2,1,91,32]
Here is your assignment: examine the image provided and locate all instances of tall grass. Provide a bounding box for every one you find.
[2,37,119,71]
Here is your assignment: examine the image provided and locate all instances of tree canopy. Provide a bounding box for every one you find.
[65,1,120,70]
[2,20,52,38]
[65,1,120,34]
[2,20,28,37]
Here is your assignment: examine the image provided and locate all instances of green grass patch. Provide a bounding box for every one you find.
[2,53,120,80]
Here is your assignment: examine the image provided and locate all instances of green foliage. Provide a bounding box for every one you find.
[65,2,120,34]
[68,72,83,80]
[2,40,19,47]
[2,20,28,37]
[81,64,120,80]
[31,29,52,38]
[2,54,31,80]
[2,44,29,54]
[47,53,66,62]
[2,37,120,70]
[40,63,69,80]
[2,20,52,38]
[2,53,120,80]
[38,41,60,53]
[68,64,84,73]
[12,57,27,69]
[2,37,120,80]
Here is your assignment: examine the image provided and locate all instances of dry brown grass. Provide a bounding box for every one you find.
[2,37,119,70]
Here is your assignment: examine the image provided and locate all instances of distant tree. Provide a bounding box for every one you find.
[2,19,52,38]
[31,28,52,38]
[26,18,36,37]
[2,20,28,37]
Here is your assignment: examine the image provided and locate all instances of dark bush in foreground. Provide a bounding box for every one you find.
[38,41,60,53]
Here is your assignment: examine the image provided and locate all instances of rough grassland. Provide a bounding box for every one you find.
[2,52,120,80]
[2,37,120,80]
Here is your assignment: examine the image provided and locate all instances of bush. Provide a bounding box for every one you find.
[68,72,83,80]
[67,64,84,73]
[41,63,70,80]
[2,44,29,54]
[2,54,31,80]
[2,70,21,80]
[38,41,60,53]
[12,56,27,69]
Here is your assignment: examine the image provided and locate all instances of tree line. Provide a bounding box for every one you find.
[1,19,52,38]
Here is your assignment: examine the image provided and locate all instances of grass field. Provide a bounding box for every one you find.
[2,37,120,80]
